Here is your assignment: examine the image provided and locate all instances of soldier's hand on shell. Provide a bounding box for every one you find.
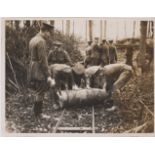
[47,76,56,88]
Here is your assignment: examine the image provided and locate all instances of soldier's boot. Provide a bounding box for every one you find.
[104,99,114,109]
[33,101,43,117]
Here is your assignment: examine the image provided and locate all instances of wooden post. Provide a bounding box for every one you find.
[88,20,93,41]
[92,105,95,133]
[52,109,66,133]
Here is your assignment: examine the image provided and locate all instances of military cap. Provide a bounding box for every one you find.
[72,62,85,75]
[109,40,113,43]
[41,21,54,31]
[24,20,30,25]
[102,39,106,43]
[88,41,92,44]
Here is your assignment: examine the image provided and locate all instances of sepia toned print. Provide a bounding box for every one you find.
[4,18,154,134]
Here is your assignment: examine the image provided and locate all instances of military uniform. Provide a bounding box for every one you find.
[101,63,133,96]
[28,32,54,116]
[99,42,109,66]
[48,48,72,66]
[88,43,100,66]
[125,46,133,66]
[84,44,92,67]
[108,43,117,64]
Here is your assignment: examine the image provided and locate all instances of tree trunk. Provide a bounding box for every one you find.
[88,20,93,41]
[62,20,64,34]
[85,21,87,41]
[66,20,70,36]
[138,21,147,73]
[104,20,107,39]
[150,21,154,38]
[72,20,75,37]
[147,21,154,38]
[132,21,136,38]
[100,20,103,41]
[124,21,127,38]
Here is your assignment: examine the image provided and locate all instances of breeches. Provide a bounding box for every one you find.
[29,80,49,102]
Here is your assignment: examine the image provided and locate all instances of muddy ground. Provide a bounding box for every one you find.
[5,68,154,134]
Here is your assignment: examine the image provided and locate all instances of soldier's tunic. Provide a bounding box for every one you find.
[84,45,92,67]
[99,44,109,66]
[102,63,133,96]
[89,44,100,66]
[109,44,117,64]
[28,33,51,102]
[48,49,72,66]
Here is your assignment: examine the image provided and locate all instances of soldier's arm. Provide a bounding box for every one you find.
[114,47,118,62]
[64,51,73,66]
[106,47,110,64]
[48,50,53,64]
[38,40,51,78]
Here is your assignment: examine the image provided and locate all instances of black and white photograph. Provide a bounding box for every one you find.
[3,18,154,134]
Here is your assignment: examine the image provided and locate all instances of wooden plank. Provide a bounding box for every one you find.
[139,100,154,117]
[8,78,19,90]
[6,52,21,93]
[124,120,152,133]
[92,105,95,133]
[52,109,66,133]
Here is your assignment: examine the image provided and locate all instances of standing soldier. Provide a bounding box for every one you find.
[28,21,56,117]
[48,41,73,66]
[108,40,118,64]
[99,39,109,66]
[125,45,134,67]
[90,37,100,66]
[84,41,92,67]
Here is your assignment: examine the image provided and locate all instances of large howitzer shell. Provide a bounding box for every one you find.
[57,88,109,108]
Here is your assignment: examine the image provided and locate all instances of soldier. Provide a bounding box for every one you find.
[49,64,75,91]
[48,41,73,66]
[28,21,56,117]
[12,21,24,59]
[84,41,92,67]
[95,63,133,97]
[99,39,109,66]
[125,45,133,67]
[85,41,92,56]
[90,37,100,66]
[108,40,118,64]
[85,66,101,88]
[72,62,86,88]
[14,20,20,31]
